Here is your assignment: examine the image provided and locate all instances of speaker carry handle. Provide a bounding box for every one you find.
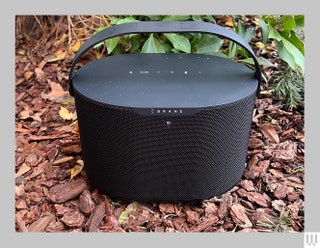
[69,21,262,96]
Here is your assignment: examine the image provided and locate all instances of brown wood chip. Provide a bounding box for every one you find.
[52,156,74,165]
[60,210,85,228]
[259,123,280,144]
[237,189,268,207]
[273,183,289,199]
[28,133,70,141]
[189,216,219,232]
[217,201,228,219]
[159,203,176,214]
[28,213,55,232]
[79,189,96,215]
[230,203,252,228]
[46,178,87,203]
[16,214,29,232]
[85,202,106,232]
[248,137,265,149]
[186,209,200,225]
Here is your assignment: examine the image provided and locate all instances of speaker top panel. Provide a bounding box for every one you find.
[73,53,258,109]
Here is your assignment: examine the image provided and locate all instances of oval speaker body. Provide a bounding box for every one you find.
[72,53,258,201]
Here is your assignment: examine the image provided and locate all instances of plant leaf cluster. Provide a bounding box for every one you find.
[93,15,226,56]
[260,15,304,74]
[259,15,304,107]
[92,15,304,107]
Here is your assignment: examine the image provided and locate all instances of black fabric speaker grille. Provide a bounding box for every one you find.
[73,89,256,201]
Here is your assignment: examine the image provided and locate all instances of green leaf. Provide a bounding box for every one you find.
[158,38,172,53]
[110,16,120,25]
[238,19,254,42]
[211,51,230,59]
[171,48,181,53]
[105,36,119,54]
[274,40,295,69]
[190,35,200,53]
[237,21,246,39]
[274,40,303,73]
[236,47,250,59]
[268,26,304,73]
[279,30,304,55]
[228,41,237,59]
[238,57,275,67]
[294,15,304,30]
[116,16,138,24]
[203,15,216,23]
[164,33,191,53]
[197,34,223,55]
[237,21,254,42]
[111,44,123,55]
[279,15,296,31]
[262,15,278,28]
[92,26,108,48]
[93,26,107,35]
[259,18,269,44]
[145,15,164,21]
[192,15,203,22]
[118,211,129,224]
[162,15,191,21]
[243,27,255,43]
[141,34,165,53]
[282,39,304,73]
[129,36,141,53]
[268,25,283,41]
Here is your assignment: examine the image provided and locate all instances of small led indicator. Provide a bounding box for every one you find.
[140,70,149,74]
[166,121,172,127]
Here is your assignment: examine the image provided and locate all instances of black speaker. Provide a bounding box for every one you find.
[69,21,261,202]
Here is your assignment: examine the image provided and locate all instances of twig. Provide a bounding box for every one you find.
[67,15,74,45]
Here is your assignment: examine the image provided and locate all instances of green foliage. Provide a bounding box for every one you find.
[141,34,166,53]
[91,15,305,107]
[92,15,257,67]
[226,16,256,67]
[164,33,191,53]
[269,65,304,108]
[260,15,304,107]
[259,15,304,73]
[93,15,222,55]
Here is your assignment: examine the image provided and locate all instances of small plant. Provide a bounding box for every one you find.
[271,65,304,108]
[92,15,224,56]
[256,210,293,232]
[291,162,305,176]
[259,15,304,107]
[92,15,259,66]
